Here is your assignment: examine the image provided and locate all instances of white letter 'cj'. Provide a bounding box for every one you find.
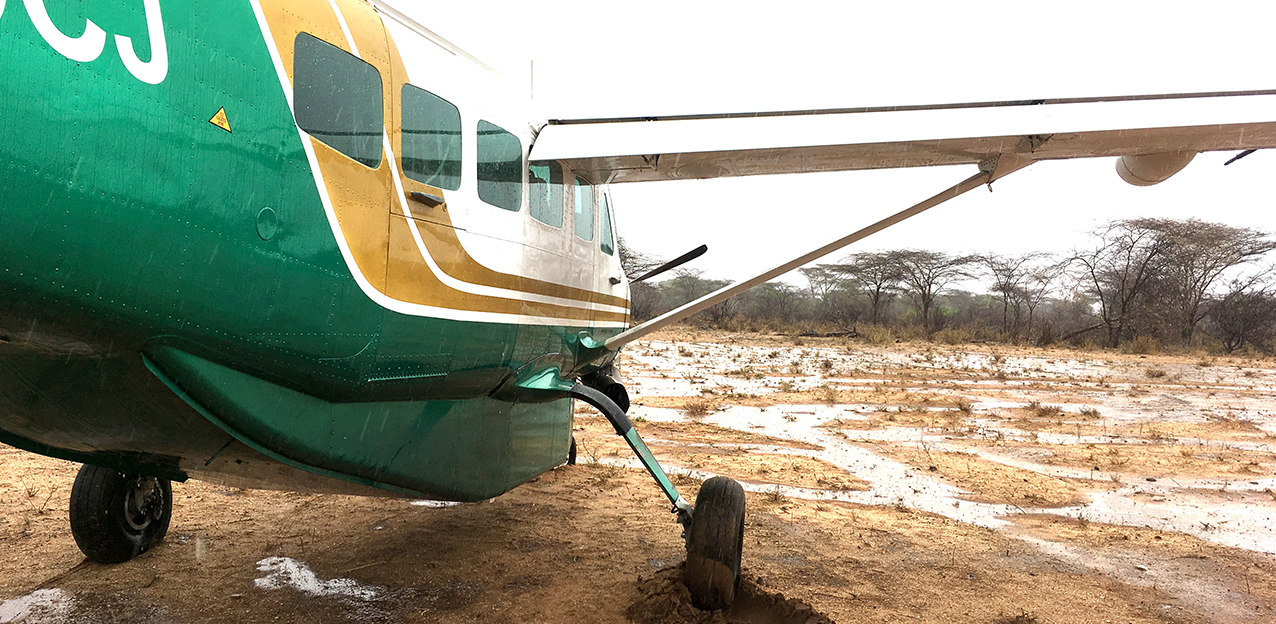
[115,0,167,84]
[22,0,167,84]
[23,0,106,62]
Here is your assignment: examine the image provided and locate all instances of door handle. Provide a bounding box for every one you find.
[408,191,445,208]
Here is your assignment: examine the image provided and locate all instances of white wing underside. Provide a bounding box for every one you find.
[530,90,1276,183]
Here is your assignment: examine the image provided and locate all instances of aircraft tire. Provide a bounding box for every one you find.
[69,464,172,564]
[683,476,745,610]
[568,436,578,465]
[603,382,630,413]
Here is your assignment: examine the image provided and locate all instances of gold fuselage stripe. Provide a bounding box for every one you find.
[256,0,629,323]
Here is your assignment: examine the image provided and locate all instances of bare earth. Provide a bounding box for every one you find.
[2,329,1275,623]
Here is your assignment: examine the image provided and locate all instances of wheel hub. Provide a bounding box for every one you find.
[123,476,164,531]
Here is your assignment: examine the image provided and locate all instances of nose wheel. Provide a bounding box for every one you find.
[69,464,172,564]
[684,476,746,610]
[570,383,746,610]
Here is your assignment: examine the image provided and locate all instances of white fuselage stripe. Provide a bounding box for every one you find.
[327,0,359,57]
[248,0,625,327]
[383,136,629,314]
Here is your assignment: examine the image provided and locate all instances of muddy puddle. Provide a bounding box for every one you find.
[617,335,1276,567]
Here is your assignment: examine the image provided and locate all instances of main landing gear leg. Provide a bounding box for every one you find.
[69,464,173,564]
[570,383,746,610]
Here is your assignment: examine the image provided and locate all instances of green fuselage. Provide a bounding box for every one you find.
[0,0,613,500]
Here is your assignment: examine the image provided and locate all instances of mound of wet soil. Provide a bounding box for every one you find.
[627,564,834,624]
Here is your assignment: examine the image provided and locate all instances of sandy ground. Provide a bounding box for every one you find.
[2,329,1275,623]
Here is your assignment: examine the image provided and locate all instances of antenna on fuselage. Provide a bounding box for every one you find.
[630,245,708,284]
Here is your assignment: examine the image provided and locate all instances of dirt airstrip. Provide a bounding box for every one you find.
[2,329,1275,623]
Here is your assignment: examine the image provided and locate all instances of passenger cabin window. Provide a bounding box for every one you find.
[293,33,383,168]
[600,193,615,256]
[477,120,522,211]
[528,161,564,227]
[401,85,461,190]
[573,177,594,241]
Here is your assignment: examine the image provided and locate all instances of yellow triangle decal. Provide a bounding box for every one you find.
[210,107,231,133]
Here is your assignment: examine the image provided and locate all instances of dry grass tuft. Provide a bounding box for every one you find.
[763,485,788,504]
[1027,401,1063,419]
[20,481,56,515]
[681,397,715,419]
[587,462,624,487]
[671,469,702,486]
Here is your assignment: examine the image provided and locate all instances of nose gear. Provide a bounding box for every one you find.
[569,382,746,610]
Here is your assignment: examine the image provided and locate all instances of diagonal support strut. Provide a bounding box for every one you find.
[604,159,1033,350]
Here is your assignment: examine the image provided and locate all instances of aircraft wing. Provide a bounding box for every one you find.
[530,90,1276,184]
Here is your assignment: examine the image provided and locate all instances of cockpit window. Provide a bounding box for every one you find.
[293,33,383,168]
[573,177,594,241]
[528,161,564,227]
[477,120,522,211]
[401,85,461,190]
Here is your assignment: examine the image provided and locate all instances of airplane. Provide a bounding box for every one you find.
[1,0,1274,611]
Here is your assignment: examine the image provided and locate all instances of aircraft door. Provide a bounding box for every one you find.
[599,189,626,321]
[377,36,469,385]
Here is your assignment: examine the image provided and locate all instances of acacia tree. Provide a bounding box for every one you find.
[662,268,712,305]
[1142,219,1276,344]
[982,252,1048,336]
[799,266,841,300]
[833,252,902,325]
[661,268,737,326]
[1020,259,1067,342]
[616,238,653,279]
[800,265,842,322]
[1072,219,1276,347]
[797,265,865,327]
[1072,221,1176,348]
[891,250,977,333]
[747,282,804,321]
[1204,268,1276,353]
[617,237,666,320]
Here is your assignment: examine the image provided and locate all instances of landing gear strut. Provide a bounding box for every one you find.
[570,383,746,610]
[69,464,172,564]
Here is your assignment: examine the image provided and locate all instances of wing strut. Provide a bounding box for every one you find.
[604,157,1032,350]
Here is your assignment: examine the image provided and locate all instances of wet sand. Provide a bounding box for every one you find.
[2,329,1275,623]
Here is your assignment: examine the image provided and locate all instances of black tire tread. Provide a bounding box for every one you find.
[69,464,172,564]
[684,476,746,610]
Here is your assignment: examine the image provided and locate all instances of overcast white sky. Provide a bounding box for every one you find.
[403,1,1276,285]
